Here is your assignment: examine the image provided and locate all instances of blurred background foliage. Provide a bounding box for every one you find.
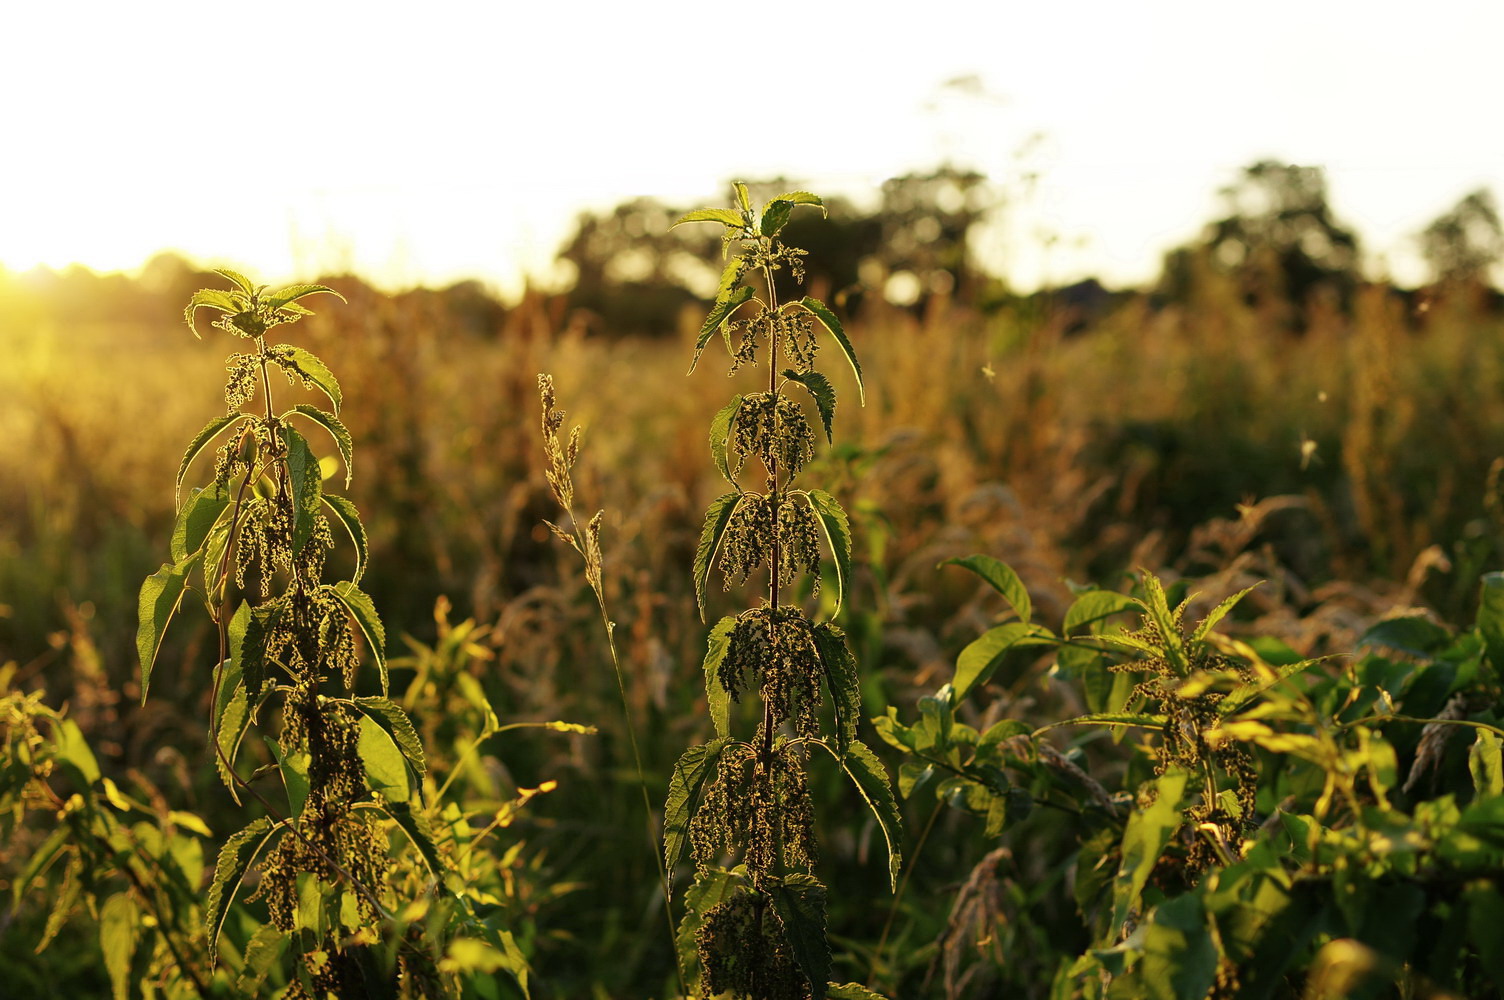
[3,159,1504,996]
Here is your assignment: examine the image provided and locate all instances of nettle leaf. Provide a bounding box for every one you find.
[281,424,322,556]
[99,892,139,1000]
[214,602,253,794]
[54,718,101,786]
[137,552,203,704]
[212,267,257,295]
[290,404,353,487]
[709,395,742,484]
[206,817,278,963]
[783,368,836,443]
[184,288,244,338]
[813,622,861,757]
[761,199,794,237]
[242,598,285,700]
[355,696,426,773]
[272,345,343,413]
[1063,589,1138,635]
[329,581,387,693]
[384,801,449,880]
[663,737,732,883]
[767,874,830,996]
[689,285,755,375]
[795,297,864,405]
[264,283,345,312]
[694,492,743,622]
[675,867,744,982]
[320,493,368,585]
[235,924,288,996]
[673,208,747,230]
[733,181,752,213]
[942,554,1033,625]
[701,617,737,738]
[953,622,1055,700]
[1112,767,1189,931]
[176,414,242,503]
[1034,712,1167,735]
[171,482,231,561]
[805,490,852,618]
[828,984,888,1000]
[715,255,745,305]
[265,738,311,817]
[1190,584,1259,643]
[358,713,410,802]
[769,191,825,214]
[818,739,902,890]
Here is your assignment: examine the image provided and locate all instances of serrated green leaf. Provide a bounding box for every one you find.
[942,554,1032,625]
[214,603,248,766]
[1033,712,1168,735]
[761,199,793,236]
[733,182,752,213]
[215,685,250,795]
[265,738,311,817]
[694,493,743,622]
[358,713,410,802]
[701,617,737,738]
[817,739,901,890]
[827,984,888,999]
[330,581,387,693]
[320,493,368,585]
[689,285,756,374]
[664,737,732,885]
[137,552,203,704]
[805,489,852,618]
[176,414,242,503]
[235,924,288,995]
[1112,768,1189,931]
[206,817,278,963]
[272,345,343,414]
[264,283,345,312]
[783,368,836,443]
[1138,573,1190,675]
[1190,584,1259,643]
[212,267,257,295]
[770,191,825,213]
[714,254,745,306]
[281,424,322,556]
[184,288,244,339]
[1217,658,1318,716]
[172,482,231,561]
[795,297,863,405]
[767,874,830,996]
[1471,729,1504,797]
[289,404,353,488]
[54,717,100,786]
[709,396,742,484]
[241,598,284,701]
[355,696,426,773]
[100,892,139,1000]
[676,867,743,984]
[953,622,1054,700]
[672,208,747,230]
[813,622,860,756]
[36,854,82,953]
[383,800,450,880]
[1063,589,1138,635]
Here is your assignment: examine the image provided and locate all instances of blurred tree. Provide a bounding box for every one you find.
[1419,188,1503,285]
[1161,160,1361,318]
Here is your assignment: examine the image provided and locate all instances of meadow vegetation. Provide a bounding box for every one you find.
[2,169,1504,997]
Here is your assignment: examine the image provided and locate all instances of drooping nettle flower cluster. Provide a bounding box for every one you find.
[138,271,439,996]
[661,186,901,1000]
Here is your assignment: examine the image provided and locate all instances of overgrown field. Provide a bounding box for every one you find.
[3,253,1504,998]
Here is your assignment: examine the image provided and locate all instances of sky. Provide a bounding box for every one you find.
[3,0,1502,296]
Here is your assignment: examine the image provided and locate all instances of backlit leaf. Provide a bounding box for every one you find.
[941,554,1032,625]
[818,738,902,890]
[783,368,837,443]
[384,800,449,880]
[663,737,732,885]
[290,404,353,487]
[767,874,829,996]
[265,738,311,817]
[99,893,139,1000]
[806,490,852,618]
[137,552,203,704]
[206,817,278,963]
[709,396,742,484]
[694,492,743,622]
[953,622,1054,700]
[1190,584,1259,643]
[813,622,861,756]
[272,345,343,413]
[358,713,410,802]
[355,696,426,773]
[184,288,243,338]
[1063,589,1138,636]
[701,617,737,738]
[176,414,242,503]
[689,285,755,374]
[1112,768,1189,930]
[761,199,793,236]
[673,208,747,229]
[281,424,322,556]
[329,581,387,693]
[172,482,231,561]
[211,267,257,295]
[795,297,863,404]
[54,718,100,786]
[769,191,825,213]
[320,493,368,585]
[675,867,743,984]
[264,283,345,312]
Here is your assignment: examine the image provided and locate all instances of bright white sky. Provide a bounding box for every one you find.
[3,0,1501,295]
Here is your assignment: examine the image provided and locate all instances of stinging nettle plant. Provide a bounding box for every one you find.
[136,271,455,997]
[663,185,901,1000]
